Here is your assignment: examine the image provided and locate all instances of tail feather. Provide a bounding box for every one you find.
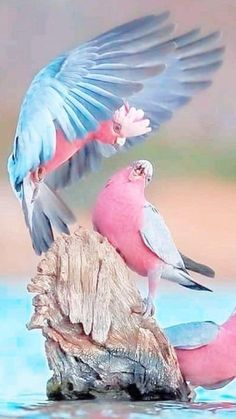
[162,265,213,292]
[180,253,215,278]
[22,177,76,255]
[40,182,75,232]
[31,202,54,254]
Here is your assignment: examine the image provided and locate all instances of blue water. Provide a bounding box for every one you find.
[1,279,236,418]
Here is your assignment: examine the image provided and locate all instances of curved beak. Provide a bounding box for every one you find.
[114,137,126,149]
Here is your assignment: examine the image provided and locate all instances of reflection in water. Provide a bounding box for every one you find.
[2,399,236,419]
[1,280,236,418]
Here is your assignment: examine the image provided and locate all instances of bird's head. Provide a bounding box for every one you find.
[128,159,153,187]
[103,159,154,194]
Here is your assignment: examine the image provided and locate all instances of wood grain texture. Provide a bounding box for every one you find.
[27,227,190,401]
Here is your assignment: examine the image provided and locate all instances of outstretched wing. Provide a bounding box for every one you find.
[45,17,223,191]
[165,321,220,349]
[9,12,174,194]
[125,29,224,149]
[139,202,185,269]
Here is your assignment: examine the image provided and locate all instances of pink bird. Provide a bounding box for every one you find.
[92,160,213,317]
[165,309,236,390]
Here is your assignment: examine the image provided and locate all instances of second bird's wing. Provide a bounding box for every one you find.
[164,321,220,349]
[139,202,185,269]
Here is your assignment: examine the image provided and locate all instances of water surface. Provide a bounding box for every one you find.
[1,280,236,418]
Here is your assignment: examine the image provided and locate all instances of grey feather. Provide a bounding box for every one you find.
[140,203,185,268]
[22,181,76,255]
[124,28,224,149]
[165,321,220,349]
[177,31,221,54]
[180,253,215,278]
[39,183,76,226]
[31,202,54,254]
[161,265,212,292]
[93,13,171,44]
[140,203,212,292]
[179,47,224,68]
[203,377,235,390]
[169,28,201,48]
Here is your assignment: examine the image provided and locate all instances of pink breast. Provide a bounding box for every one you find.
[175,331,236,387]
[36,119,116,176]
[120,233,159,276]
[42,130,88,174]
[93,190,159,277]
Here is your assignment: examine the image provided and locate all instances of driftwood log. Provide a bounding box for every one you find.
[27,228,190,401]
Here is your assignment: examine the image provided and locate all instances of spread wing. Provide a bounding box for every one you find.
[164,321,220,349]
[9,12,175,194]
[124,29,224,149]
[140,202,185,268]
[43,17,223,190]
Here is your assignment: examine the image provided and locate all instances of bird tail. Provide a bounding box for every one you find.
[22,175,76,255]
[161,265,212,292]
[180,253,215,278]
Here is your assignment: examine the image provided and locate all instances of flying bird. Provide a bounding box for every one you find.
[8,12,224,255]
[92,160,213,317]
[165,308,236,390]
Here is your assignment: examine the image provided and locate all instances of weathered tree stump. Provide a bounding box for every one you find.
[27,227,190,401]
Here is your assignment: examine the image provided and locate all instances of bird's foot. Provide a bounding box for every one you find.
[31,166,46,203]
[112,103,151,146]
[33,166,46,183]
[141,296,155,319]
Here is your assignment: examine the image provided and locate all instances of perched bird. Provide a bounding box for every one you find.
[8,12,224,255]
[92,160,213,317]
[165,308,236,390]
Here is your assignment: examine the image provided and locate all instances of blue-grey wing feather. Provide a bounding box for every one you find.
[140,203,184,268]
[124,29,224,149]
[165,321,220,349]
[47,23,223,190]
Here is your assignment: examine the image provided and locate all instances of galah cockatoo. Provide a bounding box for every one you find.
[8,13,224,255]
[165,308,236,390]
[92,160,213,317]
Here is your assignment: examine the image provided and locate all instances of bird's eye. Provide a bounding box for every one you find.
[113,122,121,134]
[146,176,151,183]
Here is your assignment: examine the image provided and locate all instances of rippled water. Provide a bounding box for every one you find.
[1,279,236,418]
